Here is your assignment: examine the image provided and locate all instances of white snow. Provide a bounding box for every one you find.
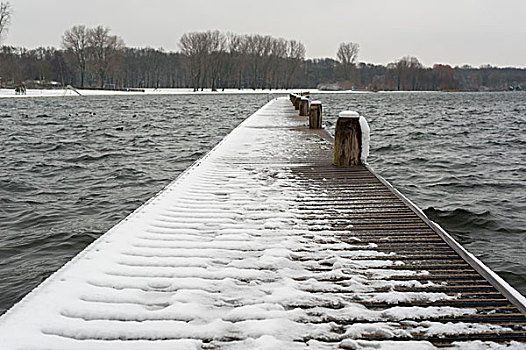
[359,116,370,163]
[338,111,360,118]
[0,88,370,99]
[0,98,521,349]
[450,341,526,350]
[337,339,526,350]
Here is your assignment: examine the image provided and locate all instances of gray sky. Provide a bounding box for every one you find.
[4,0,526,67]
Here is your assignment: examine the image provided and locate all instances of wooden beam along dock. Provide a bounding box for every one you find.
[1,95,525,349]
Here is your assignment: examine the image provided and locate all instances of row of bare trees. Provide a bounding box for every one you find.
[1,24,307,90]
[0,19,525,91]
[62,25,124,88]
[312,56,526,92]
[179,31,305,91]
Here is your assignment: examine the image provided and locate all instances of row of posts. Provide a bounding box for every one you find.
[289,92,322,129]
[288,92,365,167]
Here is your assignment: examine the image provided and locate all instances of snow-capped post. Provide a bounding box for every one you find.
[334,111,370,167]
[293,95,300,110]
[299,97,309,116]
[309,101,322,129]
[290,93,298,106]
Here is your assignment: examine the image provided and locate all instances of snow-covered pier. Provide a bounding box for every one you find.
[1,97,526,349]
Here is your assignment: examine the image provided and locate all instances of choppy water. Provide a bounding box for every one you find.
[0,92,524,316]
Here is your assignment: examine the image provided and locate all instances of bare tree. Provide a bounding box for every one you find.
[337,42,359,65]
[245,34,273,89]
[337,42,359,82]
[62,25,90,87]
[269,38,287,89]
[226,33,248,89]
[388,56,423,90]
[258,35,275,89]
[0,2,12,44]
[88,25,125,88]
[206,30,227,91]
[179,31,210,91]
[284,40,305,88]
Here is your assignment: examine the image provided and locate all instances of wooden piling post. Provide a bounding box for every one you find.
[293,95,300,110]
[299,97,309,116]
[309,101,322,129]
[334,111,362,167]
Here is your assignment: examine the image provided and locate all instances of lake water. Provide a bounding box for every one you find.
[0,92,524,315]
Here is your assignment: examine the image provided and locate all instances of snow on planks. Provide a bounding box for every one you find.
[0,97,525,349]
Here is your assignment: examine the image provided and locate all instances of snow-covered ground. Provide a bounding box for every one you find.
[0,98,522,349]
[0,88,369,99]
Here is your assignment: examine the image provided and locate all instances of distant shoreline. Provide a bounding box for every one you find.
[0,88,366,98]
[1,88,524,99]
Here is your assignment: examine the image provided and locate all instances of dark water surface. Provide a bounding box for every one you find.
[0,92,525,315]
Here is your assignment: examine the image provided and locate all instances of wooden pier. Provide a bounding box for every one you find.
[0,97,525,349]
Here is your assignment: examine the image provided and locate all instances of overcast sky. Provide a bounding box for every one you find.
[4,0,526,67]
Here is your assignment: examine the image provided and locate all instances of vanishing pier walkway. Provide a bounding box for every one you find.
[1,97,525,349]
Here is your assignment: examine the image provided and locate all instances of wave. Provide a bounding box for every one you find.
[64,152,125,163]
[423,207,514,236]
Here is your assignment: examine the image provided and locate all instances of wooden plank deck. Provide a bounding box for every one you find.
[0,97,525,349]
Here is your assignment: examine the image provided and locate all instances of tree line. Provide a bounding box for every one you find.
[179,31,305,91]
[0,18,525,91]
